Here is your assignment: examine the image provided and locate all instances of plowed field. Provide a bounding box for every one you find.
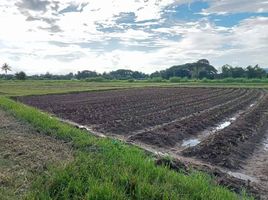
[16,87,268,199]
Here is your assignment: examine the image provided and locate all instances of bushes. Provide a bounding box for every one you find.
[127,79,135,82]
[85,77,108,82]
[147,77,167,83]
[169,77,191,83]
[201,78,268,84]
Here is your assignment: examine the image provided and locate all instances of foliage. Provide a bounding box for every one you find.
[1,59,267,81]
[221,64,266,79]
[106,69,148,80]
[76,70,99,79]
[127,78,135,82]
[15,71,27,80]
[154,59,217,79]
[85,77,108,82]
[147,77,167,82]
[169,77,190,83]
[1,63,11,74]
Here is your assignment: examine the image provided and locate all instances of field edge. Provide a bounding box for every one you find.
[0,96,254,200]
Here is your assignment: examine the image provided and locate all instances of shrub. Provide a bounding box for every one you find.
[169,77,182,83]
[147,77,166,83]
[85,77,107,82]
[127,79,135,82]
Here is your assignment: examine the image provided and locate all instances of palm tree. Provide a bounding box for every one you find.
[1,63,11,77]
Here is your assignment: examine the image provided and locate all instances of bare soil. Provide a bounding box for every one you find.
[0,109,73,199]
[182,94,268,169]
[16,88,254,137]
[16,87,268,199]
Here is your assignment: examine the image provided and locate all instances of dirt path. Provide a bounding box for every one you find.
[0,109,73,199]
[235,133,268,199]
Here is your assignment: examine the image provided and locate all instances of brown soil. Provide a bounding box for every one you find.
[237,134,268,200]
[16,87,253,137]
[0,109,73,199]
[129,89,261,147]
[155,156,264,199]
[15,87,268,199]
[182,94,268,169]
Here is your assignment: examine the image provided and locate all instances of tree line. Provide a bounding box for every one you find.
[1,60,267,80]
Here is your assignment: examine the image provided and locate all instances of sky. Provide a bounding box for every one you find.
[0,0,268,75]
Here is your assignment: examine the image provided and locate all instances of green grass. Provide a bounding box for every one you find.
[0,80,181,96]
[0,97,253,200]
[1,79,268,97]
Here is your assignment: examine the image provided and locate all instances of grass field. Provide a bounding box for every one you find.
[0,80,261,199]
[1,80,268,96]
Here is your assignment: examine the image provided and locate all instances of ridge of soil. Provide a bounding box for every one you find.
[15,87,268,199]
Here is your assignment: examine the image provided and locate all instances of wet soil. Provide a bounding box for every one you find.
[128,89,261,148]
[236,134,268,199]
[16,87,246,135]
[182,94,268,169]
[15,87,268,199]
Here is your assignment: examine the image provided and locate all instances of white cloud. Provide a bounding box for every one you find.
[203,0,268,14]
[0,0,267,75]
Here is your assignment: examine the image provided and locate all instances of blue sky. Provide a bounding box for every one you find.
[0,0,268,74]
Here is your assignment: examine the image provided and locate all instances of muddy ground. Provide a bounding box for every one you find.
[0,109,73,199]
[183,94,268,169]
[16,87,268,199]
[16,88,257,138]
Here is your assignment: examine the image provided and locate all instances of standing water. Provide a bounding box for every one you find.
[182,139,201,147]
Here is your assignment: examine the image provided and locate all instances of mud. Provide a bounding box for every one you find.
[129,89,261,148]
[15,87,268,199]
[236,133,268,199]
[16,87,247,136]
[182,94,268,170]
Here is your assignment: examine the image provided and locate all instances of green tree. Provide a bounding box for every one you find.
[232,67,245,78]
[1,63,12,76]
[76,70,98,79]
[15,71,27,80]
[246,65,266,78]
[162,59,217,79]
[221,64,232,78]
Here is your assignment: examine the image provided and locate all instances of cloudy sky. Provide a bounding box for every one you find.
[0,0,268,74]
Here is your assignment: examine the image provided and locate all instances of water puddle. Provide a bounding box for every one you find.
[215,121,231,130]
[210,101,257,133]
[182,138,201,147]
[263,137,268,151]
[181,116,238,148]
[78,125,107,138]
[227,171,257,182]
[215,116,238,131]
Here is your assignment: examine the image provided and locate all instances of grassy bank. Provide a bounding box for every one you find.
[1,79,268,96]
[0,97,252,199]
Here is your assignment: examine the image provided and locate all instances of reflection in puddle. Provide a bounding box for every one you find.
[182,139,201,147]
[227,171,257,182]
[182,116,237,148]
[216,121,231,130]
[263,137,268,151]
[181,106,256,148]
[215,116,237,131]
